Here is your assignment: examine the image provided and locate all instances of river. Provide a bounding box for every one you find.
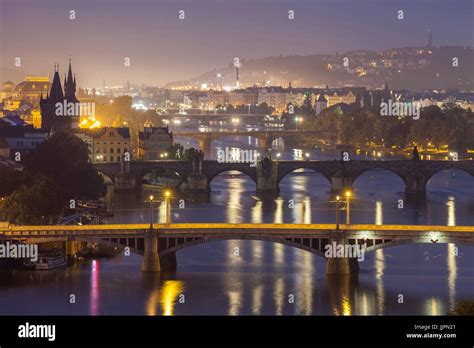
[0,138,473,315]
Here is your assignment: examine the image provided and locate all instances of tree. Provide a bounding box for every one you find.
[0,166,25,197]
[24,131,103,200]
[0,177,65,225]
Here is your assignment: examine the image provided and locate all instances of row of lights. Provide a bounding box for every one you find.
[146,189,441,243]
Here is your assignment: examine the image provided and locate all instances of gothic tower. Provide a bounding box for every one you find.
[40,59,80,132]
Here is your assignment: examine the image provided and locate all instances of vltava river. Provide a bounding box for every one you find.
[0,143,473,315]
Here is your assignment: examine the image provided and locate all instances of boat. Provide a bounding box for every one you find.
[35,254,67,270]
[77,200,107,210]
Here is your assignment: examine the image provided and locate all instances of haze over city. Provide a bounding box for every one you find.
[1,0,472,86]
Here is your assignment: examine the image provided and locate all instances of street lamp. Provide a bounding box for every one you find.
[294,116,303,131]
[335,195,340,231]
[149,195,154,229]
[345,190,352,224]
[164,190,171,224]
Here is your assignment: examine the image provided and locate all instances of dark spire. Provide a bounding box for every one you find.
[64,58,78,103]
[48,64,64,102]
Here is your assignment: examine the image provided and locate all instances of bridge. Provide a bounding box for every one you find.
[1,223,473,275]
[172,129,321,157]
[94,159,474,196]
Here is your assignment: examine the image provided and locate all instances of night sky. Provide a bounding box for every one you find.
[0,0,472,87]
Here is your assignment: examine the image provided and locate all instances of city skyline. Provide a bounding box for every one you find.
[1,0,473,87]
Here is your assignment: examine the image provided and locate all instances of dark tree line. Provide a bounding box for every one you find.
[300,104,474,153]
[0,132,103,225]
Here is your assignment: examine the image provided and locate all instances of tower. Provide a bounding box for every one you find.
[235,65,240,89]
[40,59,80,132]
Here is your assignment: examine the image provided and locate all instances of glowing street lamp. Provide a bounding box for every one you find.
[149,195,155,229]
[345,190,352,224]
[294,116,303,131]
[164,190,171,224]
[335,195,340,231]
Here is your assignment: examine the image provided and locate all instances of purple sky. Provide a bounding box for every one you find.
[1,0,472,87]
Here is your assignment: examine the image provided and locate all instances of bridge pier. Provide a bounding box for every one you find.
[330,173,353,195]
[325,235,360,276]
[185,173,209,191]
[160,252,177,272]
[405,171,427,197]
[141,229,161,272]
[65,238,79,258]
[115,161,136,192]
[256,158,279,192]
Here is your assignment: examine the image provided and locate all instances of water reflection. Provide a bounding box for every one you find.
[252,284,264,314]
[146,279,184,316]
[251,200,263,223]
[297,252,314,315]
[161,280,184,316]
[447,243,457,313]
[1,156,474,316]
[273,278,285,315]
[89,260,99,315]
[446,196,458,313]
[274,197,284,223]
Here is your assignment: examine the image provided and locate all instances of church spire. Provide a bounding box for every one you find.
[64,57,78,103]
[49,63,64,102]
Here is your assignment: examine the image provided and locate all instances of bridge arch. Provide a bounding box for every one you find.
[277,164,333,187]
[364,237,474,253]
[351,168,406,193]
[158,236,326,259]
[425,168,474,193]
[208,168,258,187]
[351,166,408,187]
[139,169,185,189]
[277,167,332,192]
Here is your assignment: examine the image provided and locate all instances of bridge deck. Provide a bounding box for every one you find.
[1,223,473,237]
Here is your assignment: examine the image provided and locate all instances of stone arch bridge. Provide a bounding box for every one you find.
[173,130,321,157]
[93,159,474,196]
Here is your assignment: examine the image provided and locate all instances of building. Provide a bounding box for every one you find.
[138,126,173,160]
[0,77,51,104]
[315,94,328,115]
[0,125,48,158]
[87,127,131,163]
[325,91,357,107]
[257,87,305,113]
[0,81,15,101]
[40,60,80,132]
